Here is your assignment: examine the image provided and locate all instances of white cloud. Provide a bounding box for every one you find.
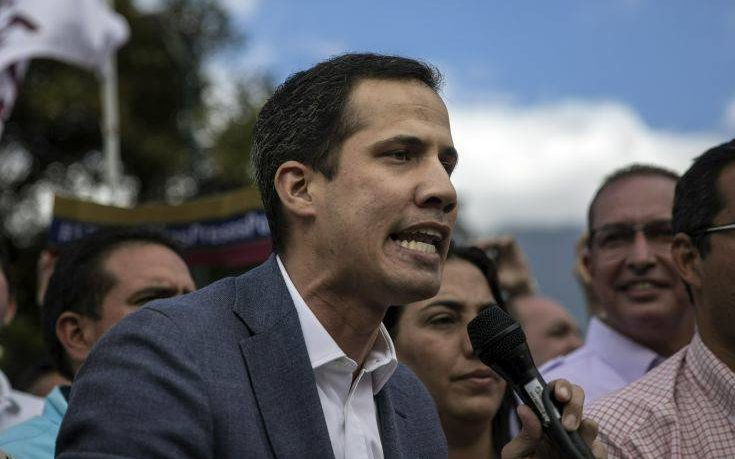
[448,99,721,235]
[221,0,261,20]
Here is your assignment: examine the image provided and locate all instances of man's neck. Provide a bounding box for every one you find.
[603,315,694,357]
[279,253,387,366]
[697,308,735,373]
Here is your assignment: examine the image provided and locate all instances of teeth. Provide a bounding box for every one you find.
[416,228,442,239]
[629,281,654,290]
[398,239,437,254]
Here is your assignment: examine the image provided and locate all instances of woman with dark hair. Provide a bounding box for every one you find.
[384,245,515,458]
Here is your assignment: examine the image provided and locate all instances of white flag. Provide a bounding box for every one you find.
[0,0,129,123]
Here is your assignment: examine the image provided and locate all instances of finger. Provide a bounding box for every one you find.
[591,440,608,459]
[578,418,599,447]
[550,379,584,430]
[501,405,542,458]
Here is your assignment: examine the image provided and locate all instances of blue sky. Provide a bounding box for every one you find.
[234,0,735,133]
[216,0,735,234]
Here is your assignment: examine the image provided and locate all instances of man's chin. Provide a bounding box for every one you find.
[388,276,442,305]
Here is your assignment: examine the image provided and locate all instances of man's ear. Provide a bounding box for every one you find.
[671,233,702,289]
[56,311,96,368]
[581,243,594,278]
[274,160,319,219]
[2,297,16,326]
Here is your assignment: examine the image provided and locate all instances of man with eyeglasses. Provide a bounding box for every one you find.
[541,164,695,403]
[587,140,735,457]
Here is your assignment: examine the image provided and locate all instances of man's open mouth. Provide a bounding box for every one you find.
[390,228,442,255]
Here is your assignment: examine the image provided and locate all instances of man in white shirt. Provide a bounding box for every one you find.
[542,165,695,402]
[0,242,42,431]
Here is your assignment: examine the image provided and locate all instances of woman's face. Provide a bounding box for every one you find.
[394,258,507,423]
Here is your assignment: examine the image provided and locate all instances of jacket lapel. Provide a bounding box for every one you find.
[235,256,334,458]
[376,387,405,459]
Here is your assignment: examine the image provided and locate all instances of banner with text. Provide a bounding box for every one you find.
[49,188,272,267]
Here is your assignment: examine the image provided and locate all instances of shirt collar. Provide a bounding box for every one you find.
[688,331,735,419]
[586,317,664,383]
[0,369,16,413]
[276,256,397,393]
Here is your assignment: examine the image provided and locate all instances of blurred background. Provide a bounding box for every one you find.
[1,0,733,382]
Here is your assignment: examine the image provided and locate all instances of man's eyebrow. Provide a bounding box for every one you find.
[372,135,459,160]
[421,299,463,312]
[372,134,427,149]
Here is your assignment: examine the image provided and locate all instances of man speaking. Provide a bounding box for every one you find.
[56,53,600,458]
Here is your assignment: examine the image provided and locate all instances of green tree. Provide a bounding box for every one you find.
[0,0,270,386]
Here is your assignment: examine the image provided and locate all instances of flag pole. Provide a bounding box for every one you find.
[100,0,121,201]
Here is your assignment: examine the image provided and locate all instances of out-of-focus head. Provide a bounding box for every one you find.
[43,228,195,380]
[255,53,458,306]
[384,246,509,443]
[585,164,693,355]
[0,241,17,329]
[509,294,582,365]
[672,140,735,350]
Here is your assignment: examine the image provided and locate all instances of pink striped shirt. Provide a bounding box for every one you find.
[587,332,735,458]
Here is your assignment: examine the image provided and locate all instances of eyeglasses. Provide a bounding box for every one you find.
[692,222,735,236]
[589,219,674,257]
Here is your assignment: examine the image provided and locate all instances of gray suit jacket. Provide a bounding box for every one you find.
[56,255,447,458]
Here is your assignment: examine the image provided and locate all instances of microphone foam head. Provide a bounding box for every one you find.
[467,305,527,363]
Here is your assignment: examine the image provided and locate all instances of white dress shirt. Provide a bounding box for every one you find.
[541,317,665,404]
[277,256,398,459]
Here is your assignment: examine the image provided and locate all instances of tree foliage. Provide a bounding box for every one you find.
[0,0,270,385]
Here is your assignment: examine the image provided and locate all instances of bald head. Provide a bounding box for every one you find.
[511,295,583,365]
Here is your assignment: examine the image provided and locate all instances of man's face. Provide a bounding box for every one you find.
[514,296,582,365]
[89,242,195,343]
[310,79,457,306]
[586,175,692,345]
[695,163,735,347]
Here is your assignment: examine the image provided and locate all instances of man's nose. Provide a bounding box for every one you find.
[626,230,656,272]
[415,157,457,215]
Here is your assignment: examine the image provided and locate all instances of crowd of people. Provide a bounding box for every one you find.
[0,52,732,458]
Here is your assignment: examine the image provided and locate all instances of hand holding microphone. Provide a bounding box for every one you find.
[468,305,606,459]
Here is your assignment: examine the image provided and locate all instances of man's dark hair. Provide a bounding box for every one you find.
[587,163,680,236]
[383,244,513,456]
[42,227,185,380]
[252,53,443,253]
[672,139,735,257]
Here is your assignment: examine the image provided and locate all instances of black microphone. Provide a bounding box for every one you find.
[467,305,594,459]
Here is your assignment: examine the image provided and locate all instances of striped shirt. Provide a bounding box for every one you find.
[587,332,735,458]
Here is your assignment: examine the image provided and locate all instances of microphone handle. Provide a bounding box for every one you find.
[512,370,595,459]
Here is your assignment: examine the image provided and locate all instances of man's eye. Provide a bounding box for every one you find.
[428,315,455,327]
[388,150,410,161]
[599,230,630,247]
